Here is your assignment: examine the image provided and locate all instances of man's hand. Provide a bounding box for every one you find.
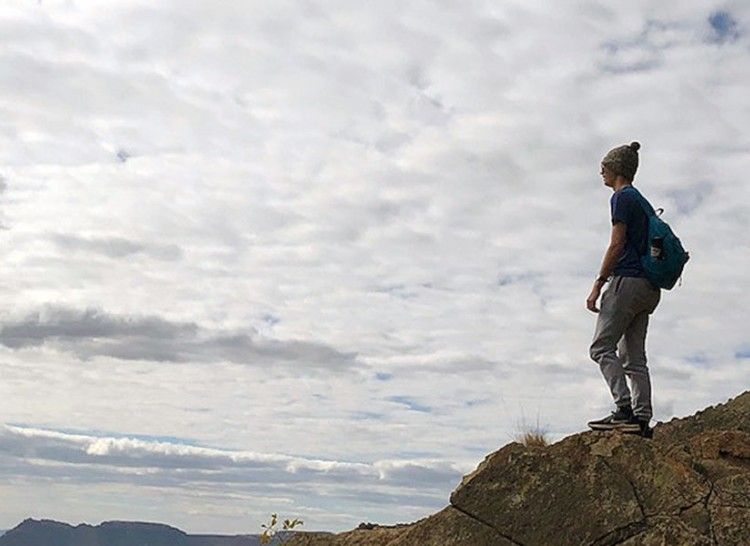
[587,281,604,313]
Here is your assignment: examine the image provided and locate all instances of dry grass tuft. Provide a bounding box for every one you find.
[511,412,550,448]
[516,429,549,448]
[512,413,550,447]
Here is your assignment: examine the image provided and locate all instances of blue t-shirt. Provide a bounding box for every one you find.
[610,186,648,277]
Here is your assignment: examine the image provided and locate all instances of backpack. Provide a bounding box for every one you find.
[622,186,690,290]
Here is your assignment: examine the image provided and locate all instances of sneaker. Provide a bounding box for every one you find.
[625,418,654,439]
[588,406,639,432]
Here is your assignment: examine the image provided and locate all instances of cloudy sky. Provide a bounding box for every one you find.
[0,0,748,535]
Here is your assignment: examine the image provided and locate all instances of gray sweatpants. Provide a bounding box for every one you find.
[590,275,661,419]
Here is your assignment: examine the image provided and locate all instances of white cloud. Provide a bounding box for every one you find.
[0,424,460,532]
[1,0,749,535]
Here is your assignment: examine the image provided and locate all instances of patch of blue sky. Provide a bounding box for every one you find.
[394,449,441,458]
[685,353,711,366]
[371,283,420,300]
[598,19,691,74]
[667,183,712,216]
[464,398,492,408]
[599,56,660,74]
[386,395,432,413]
[497,272,538,287]
[261,313,280,325]
[734,347,750,359]
[375,372,393,381]
[463,444,494,453]
[708,11,740,44]
[349,410,385,420]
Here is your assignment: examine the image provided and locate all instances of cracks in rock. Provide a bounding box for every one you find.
[572,456,648,546]
[599,458,646,520]
[600,454,713,516]
[598,457,720,545]
[712,502,750,509]
[703,480,717,546]
[588,520,648,546]
[587,458,654,544]
[588,458,650,545]
[449,502,525,546]
[677,478,714,516]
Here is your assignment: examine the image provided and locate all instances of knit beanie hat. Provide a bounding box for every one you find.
[601,141,640,181]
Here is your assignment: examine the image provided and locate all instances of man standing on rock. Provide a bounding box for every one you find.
[586,141,661,438]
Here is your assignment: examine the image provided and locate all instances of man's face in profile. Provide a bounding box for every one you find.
[600,165,616,188]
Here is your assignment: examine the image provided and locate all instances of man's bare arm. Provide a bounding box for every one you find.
[586,222,627,313]
[597,222,627,280]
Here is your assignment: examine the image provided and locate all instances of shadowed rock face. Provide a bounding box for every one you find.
[288,391,750,546]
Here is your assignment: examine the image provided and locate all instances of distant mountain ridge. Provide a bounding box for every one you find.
[0,519,277,546]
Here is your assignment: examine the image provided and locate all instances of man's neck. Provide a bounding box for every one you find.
[612,179,632,192]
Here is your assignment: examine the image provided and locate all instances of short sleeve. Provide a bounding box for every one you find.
[610,191,633,225]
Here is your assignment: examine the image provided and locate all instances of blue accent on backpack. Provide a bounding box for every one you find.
[622,186,690,290]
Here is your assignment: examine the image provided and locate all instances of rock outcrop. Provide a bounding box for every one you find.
[288,391,750,545]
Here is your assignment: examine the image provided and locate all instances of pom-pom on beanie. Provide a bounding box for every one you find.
[601,141,640,181]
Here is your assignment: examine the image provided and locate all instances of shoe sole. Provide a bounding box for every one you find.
[588,422,641,432]
[623,428,654,439]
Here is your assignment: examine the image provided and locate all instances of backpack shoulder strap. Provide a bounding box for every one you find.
[622,185,656,217]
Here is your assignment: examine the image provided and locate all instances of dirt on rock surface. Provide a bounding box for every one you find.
[286,391,750,546]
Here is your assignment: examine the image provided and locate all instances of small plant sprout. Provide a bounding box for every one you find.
[260,513,304,545]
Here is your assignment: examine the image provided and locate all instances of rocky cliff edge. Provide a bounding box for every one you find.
[287,391,750,546]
